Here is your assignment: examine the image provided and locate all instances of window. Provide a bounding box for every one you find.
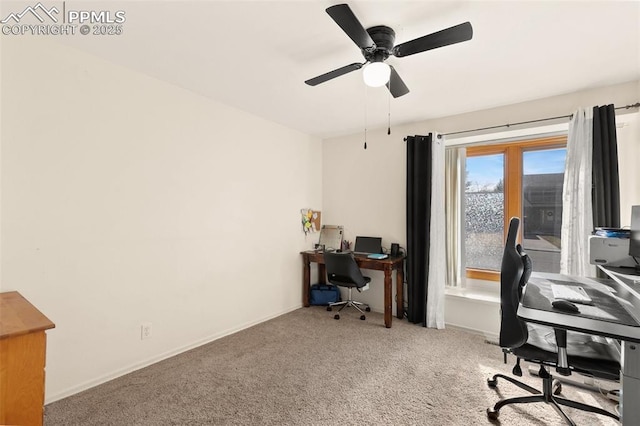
[464,136,567,281]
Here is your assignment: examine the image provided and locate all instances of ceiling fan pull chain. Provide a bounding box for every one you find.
[364,85,368,149]
[388,80,392,135]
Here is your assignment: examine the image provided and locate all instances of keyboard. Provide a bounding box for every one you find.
[551,284,592,304]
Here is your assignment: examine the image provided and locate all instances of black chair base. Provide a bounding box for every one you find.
[486,368,619,426]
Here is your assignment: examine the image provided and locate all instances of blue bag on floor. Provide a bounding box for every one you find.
[309,284,341,306]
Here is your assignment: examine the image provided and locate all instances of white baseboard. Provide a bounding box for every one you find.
[445,322,499,344]
[45,304,302,404]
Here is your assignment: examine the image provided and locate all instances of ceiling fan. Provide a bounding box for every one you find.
[305,3,473,98]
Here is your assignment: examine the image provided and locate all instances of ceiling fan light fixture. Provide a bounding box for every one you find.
[362,62,391,87]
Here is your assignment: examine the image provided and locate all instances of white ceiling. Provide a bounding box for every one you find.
[47,1,640,138]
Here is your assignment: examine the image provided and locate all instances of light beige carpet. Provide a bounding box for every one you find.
[45,307,619,425]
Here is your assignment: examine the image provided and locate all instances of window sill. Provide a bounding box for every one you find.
[445,281,500,305]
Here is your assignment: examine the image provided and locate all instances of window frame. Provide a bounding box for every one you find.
[465,135,567,281]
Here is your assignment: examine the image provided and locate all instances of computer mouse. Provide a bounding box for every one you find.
[552,300,580,313]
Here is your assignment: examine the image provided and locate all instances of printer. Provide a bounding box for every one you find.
[589,235,636,267]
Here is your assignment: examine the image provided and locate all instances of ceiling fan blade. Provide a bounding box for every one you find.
[305,63,364,86]
[392,22,473,58]
[386,66,409,98]
[326,4,376,51]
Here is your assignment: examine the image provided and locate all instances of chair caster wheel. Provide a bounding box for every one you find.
[487,378,498,388]
[360,315,366,320]
[365,307,371,312]
[553,381,563,395]
[326,306,332,311]
[334,314,340,320]
[487,408,499,420]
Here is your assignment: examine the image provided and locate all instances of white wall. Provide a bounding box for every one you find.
[323,80,640,337]
[0,38,322,402]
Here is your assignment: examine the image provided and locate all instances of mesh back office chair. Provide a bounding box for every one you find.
[486,217,620,425]
[324,251,372,320]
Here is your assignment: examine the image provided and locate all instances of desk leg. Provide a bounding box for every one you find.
[622,341,640,425]
[302,260,310,307]
[384,269,392,328]
[318,264,326,285]
[396,267,404,319]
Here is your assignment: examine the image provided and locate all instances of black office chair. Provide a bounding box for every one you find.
[486,217,620,425]
[324,251,372,320]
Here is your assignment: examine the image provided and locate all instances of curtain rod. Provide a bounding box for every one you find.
[440,102,640,138]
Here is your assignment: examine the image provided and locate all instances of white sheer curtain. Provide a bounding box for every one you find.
[445,146,466,288]
[427,134,446,328]
[561,108,596,276]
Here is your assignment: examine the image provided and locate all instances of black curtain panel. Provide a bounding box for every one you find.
[592,104,620,228]
[406,134,433,326]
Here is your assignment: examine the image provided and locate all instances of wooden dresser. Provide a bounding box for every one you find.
[0,291,55,426]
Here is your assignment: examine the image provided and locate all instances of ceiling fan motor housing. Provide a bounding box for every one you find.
[363,25,395,62]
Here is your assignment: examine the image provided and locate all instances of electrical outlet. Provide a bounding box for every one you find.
[141,322,152,340]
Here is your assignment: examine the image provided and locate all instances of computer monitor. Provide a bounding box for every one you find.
[318,225,343,251]
[629,206,640,268]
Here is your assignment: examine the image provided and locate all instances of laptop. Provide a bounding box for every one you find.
[353,236,382,255]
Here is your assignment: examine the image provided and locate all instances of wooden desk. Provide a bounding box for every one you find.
[0,291,55,426]
[301,251,405,328]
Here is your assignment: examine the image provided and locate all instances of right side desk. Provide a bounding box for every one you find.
[599,265,640,426]
[518,268,640,425]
